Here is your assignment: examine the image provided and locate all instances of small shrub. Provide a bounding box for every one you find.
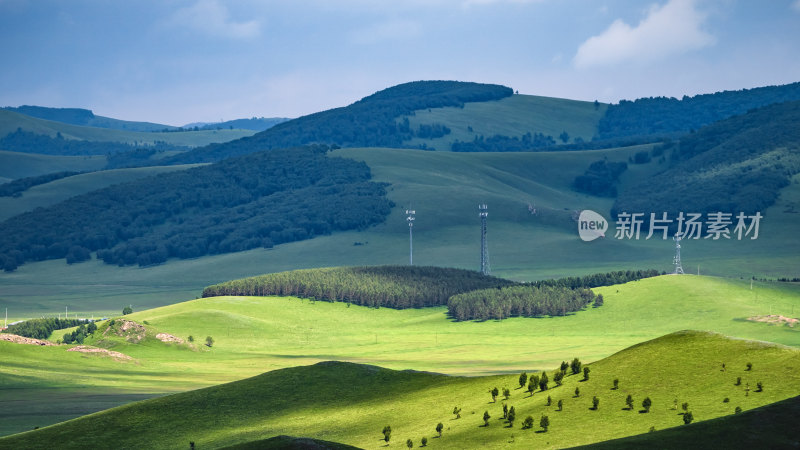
[546,395,552,406]
[756,381,763,392]
[522,415,534,429]
[503,388,510,400]
[625,394,634,410]
[483,410,490,426]
[507,406,516,427]
[122,305,133,315]
[557,399,563,411]
[723,397,730,403]
[435,422,443,437]
[612,378,619,390]
[592,396,600,410]
[519,372,528,389]
[491,387,499,402]
[188,335,194,343]
[683,411,694,425]
[583,366,590,381]
[574,387,580,398]
[746,362,752,371]
[642,397,652,413]
[406,438,413,448]
[734,406,742,414]
[682,402,689,413]
[735,376,741,386]
[382,425,392,443]
[453,406,461,419]
[421,437,427,447]
[205,336,214,347]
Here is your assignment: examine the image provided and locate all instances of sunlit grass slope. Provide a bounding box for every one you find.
[2,330,798,449]
[1,275,799,436]
[401,94,608,150]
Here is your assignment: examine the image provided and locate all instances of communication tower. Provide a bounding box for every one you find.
[673,232,684,274]
[479,204,489,275]
[406,208,415,265]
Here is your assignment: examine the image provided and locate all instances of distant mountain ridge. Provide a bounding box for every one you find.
[183,117,290,132]
[2,105,178,132]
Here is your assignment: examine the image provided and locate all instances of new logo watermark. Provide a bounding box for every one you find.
[577,210,762,241]
[578,210,608,242]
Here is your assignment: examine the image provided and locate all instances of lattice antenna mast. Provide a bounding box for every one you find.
[673,232,684,275]
[406,208,415,265]
[479,204,489,275]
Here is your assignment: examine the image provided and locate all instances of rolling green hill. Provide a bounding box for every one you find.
[0,109,256,147]
[0,150,106,180]
[401,94,607,151]
[2,106,178,132]
[0,164,203,222]
[1,329,798,449]
[1,275,799,436]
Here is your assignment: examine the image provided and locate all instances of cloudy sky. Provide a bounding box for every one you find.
[1,0,799,125]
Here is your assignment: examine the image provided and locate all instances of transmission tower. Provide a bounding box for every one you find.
[479,204,489,275]
[406,208,415,265]
[673,232,684,274]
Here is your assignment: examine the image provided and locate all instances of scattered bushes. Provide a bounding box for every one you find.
[5,318,90,340]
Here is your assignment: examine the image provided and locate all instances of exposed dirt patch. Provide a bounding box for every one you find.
[67,345,132,361]
[156,333,184,344]
[0,334,56,346]
[747,314,799,328]
[104,320,146,343]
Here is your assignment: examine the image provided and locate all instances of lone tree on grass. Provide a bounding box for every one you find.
[382,425,392,443]
[591,396,600,410]
[746,362,753,371]
[735,376,741,386]
[122,305,133,315]
[734,406,742,414]
[557,399,563,411]
[682,402,689,414]
[756,381,763,392]
[546,395,552,406]
[574,387,580,398]
[491,387,499,402]
[553,371,564,386]
[406,438,413,448]
[539,372,549,391]
[453,406,461,419]
[683,411,694,425]
[507,406,516,427]
[503,404,508,419]
[435,422,443,437]
[519,372,528,389]
[540,415,550,432]
[483,410,491,426]
[571,358,582,375]
[612,378,619,390]
[560,360,569,374]
[421,437,427,447]
[583,366,591,381]
[205,336,214,347]
[503,388,511,400]
[527,381,536,397]
[642,397,652,413]
[625,394,634,410]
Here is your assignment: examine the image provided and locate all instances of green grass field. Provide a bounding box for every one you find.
[401,94,608,150]
[1,275,799,437]
[0,109,256,146]
[2,328,798,449]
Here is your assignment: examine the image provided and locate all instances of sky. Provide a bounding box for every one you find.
[1,0,799,126]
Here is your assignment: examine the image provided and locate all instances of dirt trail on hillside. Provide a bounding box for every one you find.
[67,345,133,361]
[0,334,56,346]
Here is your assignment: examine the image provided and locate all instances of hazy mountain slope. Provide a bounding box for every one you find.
[613,100,800,218]
[162,81,514,164]
[2,105,178,132]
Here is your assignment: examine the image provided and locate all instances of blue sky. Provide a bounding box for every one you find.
[1,0,799,126]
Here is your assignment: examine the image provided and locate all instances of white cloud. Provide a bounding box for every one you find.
[169,0,260,39]
[349,19,422,45]
[573,0,715,69]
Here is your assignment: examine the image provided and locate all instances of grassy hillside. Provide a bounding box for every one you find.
[0,164,202,221]
[1,275,799,436]
[402,94,607,150]
[0,150,106,180]
[2,106,178,132]
[2,330,799,449]
[0,109,256,146]
[1,143,798,318]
